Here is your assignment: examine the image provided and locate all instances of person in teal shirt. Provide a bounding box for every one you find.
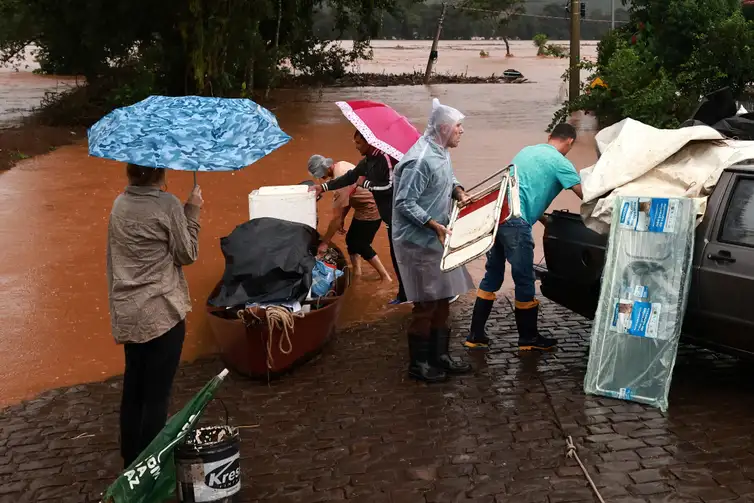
[465,123,584,351]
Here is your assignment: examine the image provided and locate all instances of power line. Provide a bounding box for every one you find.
[450,5,627,24]
[523,12,627,23]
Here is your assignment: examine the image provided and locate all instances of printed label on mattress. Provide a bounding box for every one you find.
[618,198,640,230]
[640,198,678,233]
[611,299,633,333]
[618,388,632,400]
[619,285,649,300]
[633,285,649,299]
[618,197,679,233]
[610,299,662,339]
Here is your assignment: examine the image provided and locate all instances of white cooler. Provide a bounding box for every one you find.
[248,185,317,230]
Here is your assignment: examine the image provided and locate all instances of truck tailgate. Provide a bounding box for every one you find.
[536,210,608,320]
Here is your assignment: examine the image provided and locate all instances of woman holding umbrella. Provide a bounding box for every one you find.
[89,95,292,467]
[311,100,421,305]
[107,164,203,467]
[312,130,407,304]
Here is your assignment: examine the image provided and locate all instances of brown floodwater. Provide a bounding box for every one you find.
[0,40,598,405]
[0,48,78,127]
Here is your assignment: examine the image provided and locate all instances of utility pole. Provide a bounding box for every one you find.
[569,0,581,102]
[424,2,448,85]
[611,0,615,29]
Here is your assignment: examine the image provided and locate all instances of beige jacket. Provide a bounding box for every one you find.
[106,186,200,344]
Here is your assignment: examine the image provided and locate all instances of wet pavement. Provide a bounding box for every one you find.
[2,297,754,503]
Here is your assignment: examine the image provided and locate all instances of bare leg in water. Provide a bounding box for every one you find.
[368,256,393,283]
[347,218,395,283]
[350,254,363,276]
[351,253,393,282]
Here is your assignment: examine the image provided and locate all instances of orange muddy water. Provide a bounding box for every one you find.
[0,46,77,127]
[0,40,598,405]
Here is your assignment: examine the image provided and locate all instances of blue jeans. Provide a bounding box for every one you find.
[478,218,536,304]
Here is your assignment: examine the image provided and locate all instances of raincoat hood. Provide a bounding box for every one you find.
[425,98,465,148]
[397,98,466,192]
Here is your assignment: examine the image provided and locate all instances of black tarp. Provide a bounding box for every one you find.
[681,87,754,140]
[688,87,738,126]
[208,217,317,308]
[709,113,754,140]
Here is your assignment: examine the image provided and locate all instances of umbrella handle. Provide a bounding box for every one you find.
[193,171,197,187]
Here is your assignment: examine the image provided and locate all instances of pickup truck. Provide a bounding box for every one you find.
[535,161,754,358]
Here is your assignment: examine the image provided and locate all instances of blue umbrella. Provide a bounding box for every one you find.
[88,95,291,181]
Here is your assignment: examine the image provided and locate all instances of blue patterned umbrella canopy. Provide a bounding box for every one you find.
[88,96,291,172]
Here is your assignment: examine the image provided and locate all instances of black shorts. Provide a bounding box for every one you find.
[346,218,382,260]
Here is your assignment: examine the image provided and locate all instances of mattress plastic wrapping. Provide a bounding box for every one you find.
[584,196,695,412]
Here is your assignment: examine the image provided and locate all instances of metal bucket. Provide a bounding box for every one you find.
[175,425,241,502]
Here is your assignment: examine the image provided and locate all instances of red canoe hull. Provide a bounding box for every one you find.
[205,254,349,379]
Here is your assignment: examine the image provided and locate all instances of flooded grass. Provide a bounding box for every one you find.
[0,121,84,171]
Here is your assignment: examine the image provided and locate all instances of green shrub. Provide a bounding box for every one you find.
[551,0,754,131]
[533,33,548,55]
[544,43,568,58]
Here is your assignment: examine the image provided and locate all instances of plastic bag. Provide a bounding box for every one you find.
[311,260,343,298]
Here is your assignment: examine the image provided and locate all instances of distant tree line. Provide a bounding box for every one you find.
[0,0,407,125]
[0,0,401,98]
[314,1,631,42]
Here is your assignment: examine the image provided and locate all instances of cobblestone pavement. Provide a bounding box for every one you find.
[2,298,754,502]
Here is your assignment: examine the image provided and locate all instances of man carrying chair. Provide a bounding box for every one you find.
[465,123,584,351]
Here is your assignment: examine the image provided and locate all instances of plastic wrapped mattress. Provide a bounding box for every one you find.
[584,197,695,411]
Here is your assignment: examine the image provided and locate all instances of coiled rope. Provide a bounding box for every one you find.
[238,306,304,369]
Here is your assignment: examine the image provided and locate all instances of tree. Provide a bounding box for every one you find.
[551,0,754,130]
[539,3,570,40]
[533,33,549,55]
[454,0,524,55]
[321,0,627,42]
[0,0,415,99]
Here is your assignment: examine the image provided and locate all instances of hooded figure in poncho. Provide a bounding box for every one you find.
[391,98,475,383]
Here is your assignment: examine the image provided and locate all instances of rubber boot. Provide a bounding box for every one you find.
[432,328,472,374]
[515,303,556,351]
[464,297,493,349]
[408,335,447,383]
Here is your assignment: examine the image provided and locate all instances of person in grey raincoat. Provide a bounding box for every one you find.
[392,98,475,383]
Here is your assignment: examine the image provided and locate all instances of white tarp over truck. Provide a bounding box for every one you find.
[580,118,754,234]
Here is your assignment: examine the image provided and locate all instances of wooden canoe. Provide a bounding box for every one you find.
[206,247,350,379]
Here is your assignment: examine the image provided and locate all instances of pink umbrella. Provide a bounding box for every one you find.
[335,100,421,161]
